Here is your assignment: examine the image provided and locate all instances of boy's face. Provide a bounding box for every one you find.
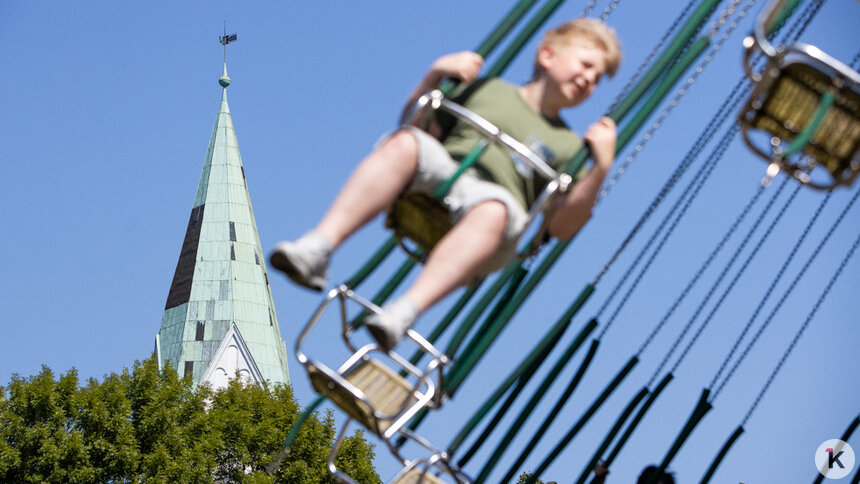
[538,42,607,108]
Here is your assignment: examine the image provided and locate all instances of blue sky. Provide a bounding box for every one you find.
[3,1,858,482]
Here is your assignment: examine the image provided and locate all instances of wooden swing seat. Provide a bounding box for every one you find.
[391,468,447,484]
[743,60,860,182]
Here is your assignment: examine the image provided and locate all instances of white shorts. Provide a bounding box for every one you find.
[401,127,528,276]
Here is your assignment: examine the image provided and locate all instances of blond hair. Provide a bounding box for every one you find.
[534,18,622,78]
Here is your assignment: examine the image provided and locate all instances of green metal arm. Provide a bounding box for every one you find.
[444,311,590,455]
[609,0,722,122]
[500,338,605,484]
[475,317,600,482]
[782,90,835,157]
[523,355,640,484]
[605,372,673,464]
[647,388,713,484]
[700,425,744,484]
[575,387,650,484]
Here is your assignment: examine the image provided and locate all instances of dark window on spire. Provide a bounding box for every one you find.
[184,361,194,380]
[196,322,205,341]
[164,205,205,310]
[229,222,237,242]
[220,280,229,300]
[230,244,236,261]
[255,251,260,265]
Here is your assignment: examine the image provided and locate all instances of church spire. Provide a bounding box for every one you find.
[155,58,290,388]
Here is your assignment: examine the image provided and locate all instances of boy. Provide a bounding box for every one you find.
[271,19,621,351]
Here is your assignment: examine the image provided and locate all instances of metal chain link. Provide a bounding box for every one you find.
[741,229,860,425]
[775,0,825,46]
[579,0,603,18]
[709,0,746,37]
[580,0,622,20]
[633,176,773,357]
[655,181,800,385]
[670,0,832,383]
[599,0,621,20]
[606,0,700,113]
[596,124,740,338]
[598,0,757,200]
[649,0,834,385]
[712,186,859,399]
[591,0,824,289]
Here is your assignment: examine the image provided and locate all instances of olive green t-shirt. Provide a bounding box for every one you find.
[442,78,584,209]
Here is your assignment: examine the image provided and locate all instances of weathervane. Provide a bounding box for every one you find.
[219,22,238,63]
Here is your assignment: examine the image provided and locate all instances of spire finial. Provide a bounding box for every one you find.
[218,23,237,88]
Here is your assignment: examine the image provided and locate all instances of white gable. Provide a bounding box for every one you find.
[200,323,266,391]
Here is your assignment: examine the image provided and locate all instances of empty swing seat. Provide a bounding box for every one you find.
[296,286,449,443]
[309,358,418,437]
[393,468,447,484]
[327,416,472,484]
[740,0,860,189]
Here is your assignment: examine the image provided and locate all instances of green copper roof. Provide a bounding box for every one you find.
[156,65,289,387]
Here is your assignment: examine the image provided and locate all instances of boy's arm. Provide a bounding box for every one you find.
[547,117,616,240]
[399,51,483,126]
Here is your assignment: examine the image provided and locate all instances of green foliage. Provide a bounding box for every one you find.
[0,357,381,483]
[515,472,557,484]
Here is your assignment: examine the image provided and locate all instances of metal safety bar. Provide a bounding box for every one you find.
[393,89,574,259]
[407,89,566,183]
[296,286,450,451]
[740,0,860,189]
[327,418,472,484]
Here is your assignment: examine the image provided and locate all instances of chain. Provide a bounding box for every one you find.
[712,187,859,399]
[656,181,799,385]
[606,0,700,113]
[741,229,860,425]
[596,125,739,337]
[592,0,825,287]
[579,0,602,18]
[598,0,757,200]
[709,0,746,37]
[600,0,621,20]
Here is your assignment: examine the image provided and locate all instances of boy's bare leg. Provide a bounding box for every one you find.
[270,130,419,291]
[365,200,508,350]
[406,200,508,310]
[316,130,420,247]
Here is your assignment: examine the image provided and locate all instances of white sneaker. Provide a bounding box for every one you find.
[269,232,331,292]
[364,298,420,352]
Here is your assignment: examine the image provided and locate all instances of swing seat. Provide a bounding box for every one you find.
[387,90,572,262]
[388,453,472,484]
[387,193,452,262]
[392,469,447,484]
[327,418,471,484]
[740,1,860,189]
[308,358,418,436]
[296,286,449,442]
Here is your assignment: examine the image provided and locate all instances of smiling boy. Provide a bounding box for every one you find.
[271,18,621,351]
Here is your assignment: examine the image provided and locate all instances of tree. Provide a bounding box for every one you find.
[0,357,381,483]
[516,472,557,484]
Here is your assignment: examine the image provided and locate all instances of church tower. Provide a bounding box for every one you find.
[155,63,290,389]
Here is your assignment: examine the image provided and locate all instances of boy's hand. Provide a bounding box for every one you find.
[403,51,482,127]
[584,116,617,171]
[430,51,484,83]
